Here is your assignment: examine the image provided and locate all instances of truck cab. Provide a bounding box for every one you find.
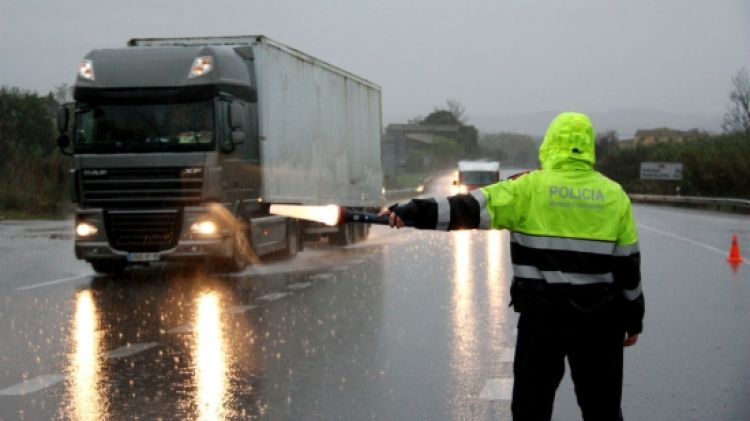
[57,43,291,273]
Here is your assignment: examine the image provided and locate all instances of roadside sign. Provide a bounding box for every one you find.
[640,162,683,180]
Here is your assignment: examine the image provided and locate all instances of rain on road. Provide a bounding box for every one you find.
[1,172,749,420]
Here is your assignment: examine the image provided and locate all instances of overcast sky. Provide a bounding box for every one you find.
[2,0,748,123]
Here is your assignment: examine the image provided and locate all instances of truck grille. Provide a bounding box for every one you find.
[81,167,203,207]
[105,210,182,252]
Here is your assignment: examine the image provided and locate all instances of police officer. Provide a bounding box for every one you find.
[381,112,643,421]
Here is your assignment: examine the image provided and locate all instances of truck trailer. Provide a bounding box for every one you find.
[56,35,384,273]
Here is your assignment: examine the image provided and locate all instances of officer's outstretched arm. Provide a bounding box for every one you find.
[384,190,490,231]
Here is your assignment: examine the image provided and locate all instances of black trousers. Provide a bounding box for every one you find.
[511,314,625,421]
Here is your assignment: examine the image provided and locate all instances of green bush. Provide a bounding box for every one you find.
[395,173,425,189]
[597,132,750,198]
[0,86,68,216]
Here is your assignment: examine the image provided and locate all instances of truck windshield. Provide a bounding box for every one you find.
[74,100,215,153]
[460,171,499,185]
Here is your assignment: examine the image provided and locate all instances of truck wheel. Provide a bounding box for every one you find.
[222,232,249,272]
[357,224,370,241]
[331,223,354,246]
[284,223,300,258]
[90,260,125,275]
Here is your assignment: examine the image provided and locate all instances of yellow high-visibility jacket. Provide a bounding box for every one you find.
[399,113,643,334]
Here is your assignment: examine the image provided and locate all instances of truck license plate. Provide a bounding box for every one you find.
[127,252,160,262]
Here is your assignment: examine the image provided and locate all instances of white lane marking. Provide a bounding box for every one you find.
[332,265,350,271]
[309,273,336,281]
[15,274,91,291]
[105,342,159,359]
[286,282,312,291]
[167,325,193,334]
[226,304,257,314]
[257,292,289,302]
[499,347,515,362]
[479,378,513,401]
[638,223,748,265]
[0,374,66,396]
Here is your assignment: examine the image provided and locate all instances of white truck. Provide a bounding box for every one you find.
[452,160,501,194]
[55,36,384,273]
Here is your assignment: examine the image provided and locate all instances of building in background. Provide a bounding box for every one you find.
[634,128,703,146]
[382,123,460,187]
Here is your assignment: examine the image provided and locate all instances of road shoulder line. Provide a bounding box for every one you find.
[637,223,747,264]
[0,373,66,396]
[15,274,91,291]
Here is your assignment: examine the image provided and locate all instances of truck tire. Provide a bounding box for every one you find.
[331,223,355,246]
[221,231,249,272]
[283,223,300,258]
[90,260,126,275]
[356,224,369,242]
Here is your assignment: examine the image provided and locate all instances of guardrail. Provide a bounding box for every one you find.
[384,186,424,200]
[384,175,435,201]
[629,194,750,215]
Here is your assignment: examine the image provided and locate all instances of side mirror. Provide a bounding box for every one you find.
[57,134,72,156]
[220,141,235,154]
[231,131,246,144]
[225,103,246,150]
[229,103,245,130]
[57,134,70,149]
[57,107,69,133]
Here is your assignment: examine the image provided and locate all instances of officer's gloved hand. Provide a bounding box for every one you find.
[386,202,416,228]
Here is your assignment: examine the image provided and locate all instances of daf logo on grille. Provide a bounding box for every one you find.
[182,168,203,175]
[83,169,108,176]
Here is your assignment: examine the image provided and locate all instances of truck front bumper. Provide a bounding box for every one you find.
[74,206,243,263]
[75,238,235,262]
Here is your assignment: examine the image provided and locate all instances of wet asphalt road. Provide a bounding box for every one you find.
[1,172,749,420]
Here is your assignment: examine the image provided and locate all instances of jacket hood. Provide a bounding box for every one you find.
[539,112,596,170]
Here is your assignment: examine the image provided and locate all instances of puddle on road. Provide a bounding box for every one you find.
[2,240,407,419]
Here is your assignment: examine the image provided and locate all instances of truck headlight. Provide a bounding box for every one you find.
[189,56,214,79]
[76,222,98,237]
[190,220,218,236]
[79,60,95,81]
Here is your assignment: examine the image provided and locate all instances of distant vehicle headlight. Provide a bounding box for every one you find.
[78,60,95,81]
[190,220,218,236]
[76,222,98,237]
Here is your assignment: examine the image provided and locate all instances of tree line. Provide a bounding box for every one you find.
[596,131,750,199]
[0,86,69,216]
[408,100,539,171]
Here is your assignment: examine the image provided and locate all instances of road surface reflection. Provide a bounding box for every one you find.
[57,274,268,420]
[486,230,508,351]
[66,290,106,420]
[193,291,228,420]
[451,230,479,418]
